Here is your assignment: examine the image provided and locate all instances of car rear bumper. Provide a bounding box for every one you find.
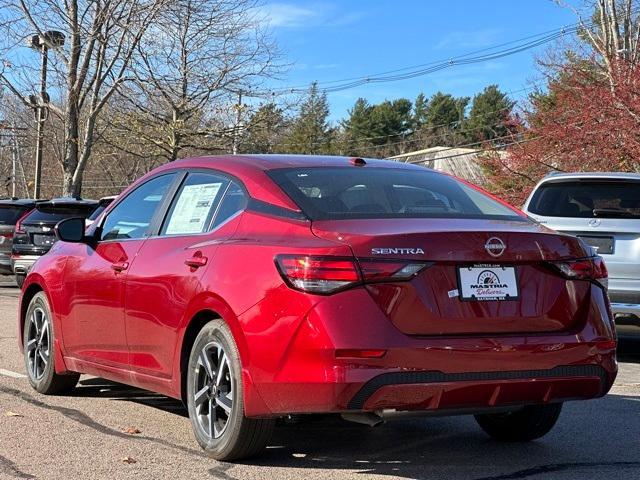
[608,284,640,336]
[11,255,40,275]
[241,288,617,417]
[251,348,616,417]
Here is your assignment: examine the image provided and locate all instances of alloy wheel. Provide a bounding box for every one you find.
[192,341,234,439]
[26,307,50,380]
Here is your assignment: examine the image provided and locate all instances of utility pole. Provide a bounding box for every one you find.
[33,42,47,199]
[27,31,65,199]
[232,90,243,155]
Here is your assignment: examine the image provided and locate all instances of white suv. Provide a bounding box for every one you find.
[523,172,640,337]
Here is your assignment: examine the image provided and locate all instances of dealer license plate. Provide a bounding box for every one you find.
[457,264,518,301]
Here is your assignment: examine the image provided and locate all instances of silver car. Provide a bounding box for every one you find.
[523,172,640,337]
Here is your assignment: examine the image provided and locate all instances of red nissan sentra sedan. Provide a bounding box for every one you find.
[19,155,617,460]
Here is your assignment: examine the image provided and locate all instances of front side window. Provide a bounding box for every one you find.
[101,173,176,241]
[268,167,522,221]
[161,172,229,235]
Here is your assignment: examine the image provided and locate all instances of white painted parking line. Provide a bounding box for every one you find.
[0,369,26,379]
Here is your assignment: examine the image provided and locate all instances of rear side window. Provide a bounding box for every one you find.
[212,182,247,229]
[0,206,30,225]
[528,180,640,218]
[268,167,521,221]
[161,172,229,235]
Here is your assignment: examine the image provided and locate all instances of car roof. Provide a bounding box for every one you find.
[540,172,640,183]
[173,154,428,171]
[0,198,39,207]
[146,154,435,212]
[35,197,98,207]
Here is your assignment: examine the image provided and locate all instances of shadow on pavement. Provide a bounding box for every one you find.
[76,377,188,417]
[234,394,640,479]
[617,338,640,363]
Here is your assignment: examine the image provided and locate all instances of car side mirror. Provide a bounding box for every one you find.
[55,217,86,243]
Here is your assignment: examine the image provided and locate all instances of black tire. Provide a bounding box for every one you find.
[186,319,275,461]
[23,292,80,394]
[475,403,563,441]
[15,274,25,288]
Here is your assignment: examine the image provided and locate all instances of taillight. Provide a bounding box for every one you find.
[359,259,431,282]
[275,255,430,294]
[14,209,32,235]
[549,256,608,282]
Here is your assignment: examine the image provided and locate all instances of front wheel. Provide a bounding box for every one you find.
[474,403,563,441]
[23,292,80,394]
[186,319,275,461]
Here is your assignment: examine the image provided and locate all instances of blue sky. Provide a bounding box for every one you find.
[258,1,579,121]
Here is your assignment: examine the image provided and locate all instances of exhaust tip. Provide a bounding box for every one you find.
[341,412,384,427]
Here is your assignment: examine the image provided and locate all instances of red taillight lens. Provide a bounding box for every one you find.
[275,255,430,294]
[550,256,608,281]
[14,209,33,235]
[276,255,359,294]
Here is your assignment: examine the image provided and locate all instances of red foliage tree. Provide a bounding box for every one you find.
[483,59,640,205]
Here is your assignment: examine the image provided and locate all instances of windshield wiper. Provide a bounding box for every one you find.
[592,208,635,217]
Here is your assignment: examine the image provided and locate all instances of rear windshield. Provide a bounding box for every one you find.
[24,206,97,223]
[0,206,31,225]
[528,180,640,219]
[268,167,523,221]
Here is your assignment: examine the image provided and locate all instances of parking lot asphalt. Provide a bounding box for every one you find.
[0,278,638,480]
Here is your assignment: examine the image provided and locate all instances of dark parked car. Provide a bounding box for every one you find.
[12,197,98,287]
[86,196,117,227]
[0,198,37,276]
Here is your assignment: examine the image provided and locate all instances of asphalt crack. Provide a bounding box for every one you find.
[473,461,640,480]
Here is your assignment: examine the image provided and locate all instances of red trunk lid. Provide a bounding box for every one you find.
[312,218,594,335]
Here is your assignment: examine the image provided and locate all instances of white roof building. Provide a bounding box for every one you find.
[389,146,491,186]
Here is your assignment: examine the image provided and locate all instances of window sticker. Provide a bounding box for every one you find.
[165,182,222,234]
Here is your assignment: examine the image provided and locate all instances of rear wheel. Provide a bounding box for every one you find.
[474,403,563,441]
[15,274,25,288]
[186,319,275,461]
[23,292,79,394]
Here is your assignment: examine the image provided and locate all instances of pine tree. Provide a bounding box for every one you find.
[283,83,333,154]
[464,85,515,142]
[240,103,287,154]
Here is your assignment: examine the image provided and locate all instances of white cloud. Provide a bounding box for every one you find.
[258,3,319,27]
[256,2,364,29]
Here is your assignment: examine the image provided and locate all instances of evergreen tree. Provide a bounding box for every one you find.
[240,103,287,154]
[416,92,469,147]
[283,83,333,154]
[341,98,374,151]
[464,85,515,142]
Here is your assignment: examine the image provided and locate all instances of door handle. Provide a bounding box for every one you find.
[185,254,208,269]
[111,261,129,272]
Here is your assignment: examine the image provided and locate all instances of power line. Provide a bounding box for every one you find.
[251,10,638,97]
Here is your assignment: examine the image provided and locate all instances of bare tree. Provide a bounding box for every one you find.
[558,0,640,78]
[0,0,168,196]
[119,0,281,162]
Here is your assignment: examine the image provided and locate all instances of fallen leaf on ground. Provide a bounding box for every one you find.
[4,411,23,417]
[124,426,141,435]
[121,457,137,464]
